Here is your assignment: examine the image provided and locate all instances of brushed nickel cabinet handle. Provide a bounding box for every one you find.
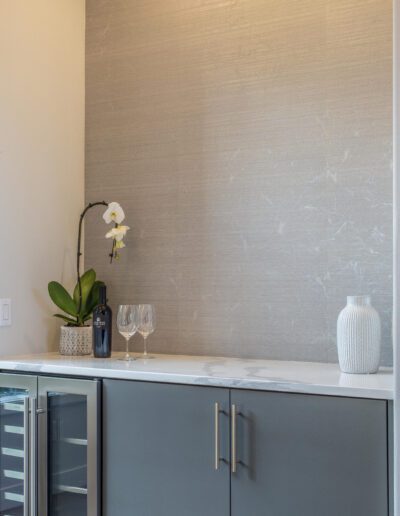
[214,402,220,470]
[231,403,237,473]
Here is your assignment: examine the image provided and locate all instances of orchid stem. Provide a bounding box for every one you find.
[77,201,109,316]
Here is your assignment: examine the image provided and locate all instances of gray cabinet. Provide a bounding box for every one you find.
[103,380,390,516]
[103,380,230,516]
[231,390,388,516]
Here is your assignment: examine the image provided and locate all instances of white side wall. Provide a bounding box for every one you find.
[0,0,85,355]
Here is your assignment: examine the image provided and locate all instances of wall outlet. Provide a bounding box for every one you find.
[0,299,11,326]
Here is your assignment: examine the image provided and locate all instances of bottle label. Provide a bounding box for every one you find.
[94,317,106,328]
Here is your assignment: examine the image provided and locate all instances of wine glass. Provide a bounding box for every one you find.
[137,304,156,359]
[117,305,138,361]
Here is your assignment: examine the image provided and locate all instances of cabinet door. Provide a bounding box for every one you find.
[231,390,388,516]
[103,380,230,516]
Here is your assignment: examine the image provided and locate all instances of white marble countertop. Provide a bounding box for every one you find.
[0,353,393,399]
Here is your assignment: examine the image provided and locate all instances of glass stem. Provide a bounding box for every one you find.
[143,336,148,357]
[125,337,130,360]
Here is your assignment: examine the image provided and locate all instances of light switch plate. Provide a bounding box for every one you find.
[0,299,11,326]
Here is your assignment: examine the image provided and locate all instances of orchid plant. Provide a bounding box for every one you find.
[48,201,129,327]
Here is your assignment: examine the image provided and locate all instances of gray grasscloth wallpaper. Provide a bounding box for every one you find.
[85,0,393,364]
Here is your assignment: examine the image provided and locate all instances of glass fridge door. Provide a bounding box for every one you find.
[38,378,99,516]
[48,392,87,515]
[0,389,29,516]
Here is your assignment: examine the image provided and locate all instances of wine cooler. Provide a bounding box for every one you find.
[0,374,100,516]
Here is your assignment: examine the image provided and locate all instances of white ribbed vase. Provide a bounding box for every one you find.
[337,296,381,374]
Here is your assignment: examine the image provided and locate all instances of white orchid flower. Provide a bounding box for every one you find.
[103,202,125,224]
[105,225,130,241]
[114,240,126,249]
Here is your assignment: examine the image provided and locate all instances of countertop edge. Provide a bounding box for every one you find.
[0,357,393,400]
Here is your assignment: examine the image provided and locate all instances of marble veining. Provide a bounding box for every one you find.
[0,353,393,400]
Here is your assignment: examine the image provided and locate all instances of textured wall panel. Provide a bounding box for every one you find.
[85,0,392,364]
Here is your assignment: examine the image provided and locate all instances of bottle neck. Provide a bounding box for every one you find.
[99,286,107,305]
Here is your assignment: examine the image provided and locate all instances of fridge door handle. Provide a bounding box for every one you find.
[37,393,48,516]
[29,397,38,516]
[22,397,29,516]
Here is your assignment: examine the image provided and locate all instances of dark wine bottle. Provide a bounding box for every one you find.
[92,285,112,358]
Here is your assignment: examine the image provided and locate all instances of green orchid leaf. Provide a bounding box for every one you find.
[53,314,79,325]
[84,280,105,318]
[73,269,96,315]
[48,282,77,317]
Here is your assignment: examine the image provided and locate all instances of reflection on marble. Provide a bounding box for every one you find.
[0,353,393,400]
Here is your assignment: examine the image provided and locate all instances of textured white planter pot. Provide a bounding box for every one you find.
[337,296,381,374]
[59,325,92,356]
